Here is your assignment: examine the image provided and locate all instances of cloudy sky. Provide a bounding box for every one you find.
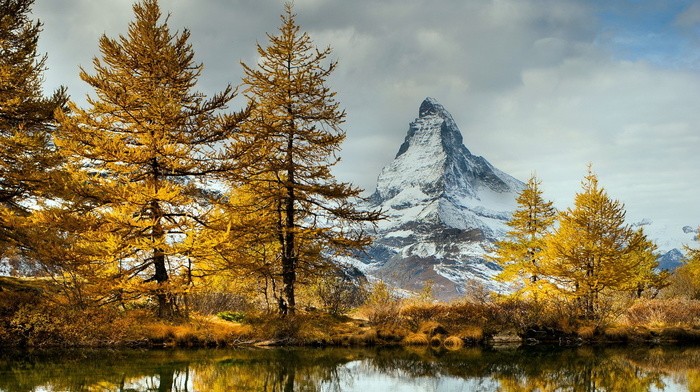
[30,0,700,242]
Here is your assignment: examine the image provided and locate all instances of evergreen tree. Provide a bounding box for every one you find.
[540,166,657,320]
[0,0,66,257]
[492,174,555,297]
[237,3,382,315]
[54,0,246,317]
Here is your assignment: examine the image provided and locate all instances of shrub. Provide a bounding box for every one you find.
[417,321,448,337]
[217,311,246,323]
[624,299,700,327]
[314,273,368,316]
[187,291,252,315]
[361,282,403,327]
[401,303,447,330]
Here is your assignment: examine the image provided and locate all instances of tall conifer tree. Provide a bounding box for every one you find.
[540,167,656,320]
[0,0,66,257]
[492,174,555,297]
[238,3,382,315]
[682,227,700,288]
[55,0,246,317]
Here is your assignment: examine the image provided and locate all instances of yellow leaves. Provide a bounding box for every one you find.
[492,175,555,297]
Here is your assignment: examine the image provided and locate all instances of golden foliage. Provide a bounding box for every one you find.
[491,174,556,297]
[539,166,659,321]
[236,2,383,314]
[49,0,246,316]
[0,0,67,260]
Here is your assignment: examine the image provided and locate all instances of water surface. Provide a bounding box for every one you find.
[1,345,699,391]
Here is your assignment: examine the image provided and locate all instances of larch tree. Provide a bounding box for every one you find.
[0,0,66,259]
[491,174,556,297]
[682,227,700,289]
[54,0,246,317]
[540,167,657,321]
[237,2,382,315]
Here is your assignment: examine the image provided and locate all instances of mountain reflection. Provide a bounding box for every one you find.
[0,345,699,391]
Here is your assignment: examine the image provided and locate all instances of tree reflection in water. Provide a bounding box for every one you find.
[0,345,698,391]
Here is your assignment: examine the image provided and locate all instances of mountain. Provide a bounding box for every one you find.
[353,98,524,300]
[657,248,684,271]
[635,222,698,271]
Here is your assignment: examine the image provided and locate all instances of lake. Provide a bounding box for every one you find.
[0,344,699,391]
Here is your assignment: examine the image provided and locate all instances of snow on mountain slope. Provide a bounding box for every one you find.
[633,220,698,270]
[358,98,525,299]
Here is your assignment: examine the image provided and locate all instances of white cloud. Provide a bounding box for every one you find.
[29,0,700,235]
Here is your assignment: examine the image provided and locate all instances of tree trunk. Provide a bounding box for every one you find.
[151,197,173,319]
[281,130,296,316]
[153,247,174,319]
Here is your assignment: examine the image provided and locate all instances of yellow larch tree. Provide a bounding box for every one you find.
[540,166,657,321]
[491,174,556,297]
[0,0,66,261]
[682,227,700,289]
[236,3,382,315]
[53,0,246,317]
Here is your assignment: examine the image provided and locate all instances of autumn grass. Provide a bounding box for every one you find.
[3,280,700,348]
[443,335,465,350]
[403,333,430,346]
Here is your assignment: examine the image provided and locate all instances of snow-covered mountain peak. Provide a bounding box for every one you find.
[416,97,459,133]
[355,98,525,300]
[372,97,522,209]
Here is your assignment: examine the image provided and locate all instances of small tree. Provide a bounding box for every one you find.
[682,227,700,290]
[237,3,382,315]
[491,174,556,297]
[54,0,246,317]
[540,166,657,321]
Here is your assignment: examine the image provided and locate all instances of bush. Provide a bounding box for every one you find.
[401,303,447,330]
[624,299,700,327]
[187,291,251,315]
[314,273,368,316]
[361,282,403,327]
[217,311,246,323]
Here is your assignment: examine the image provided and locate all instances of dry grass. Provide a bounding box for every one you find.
[346,328,378,346]
[577,326,596,340]
[376,327,410,343]
[143,315,255,346]
[403,332,430,346]
[660,327,700,342]
[624,299,700,328]
[418,321,448,336]
[455,325,484,343]
[443,335,464,350]
[602,326,631,342]
[430,334,445,347]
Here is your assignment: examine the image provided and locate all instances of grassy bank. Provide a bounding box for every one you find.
[2,277,700,348]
